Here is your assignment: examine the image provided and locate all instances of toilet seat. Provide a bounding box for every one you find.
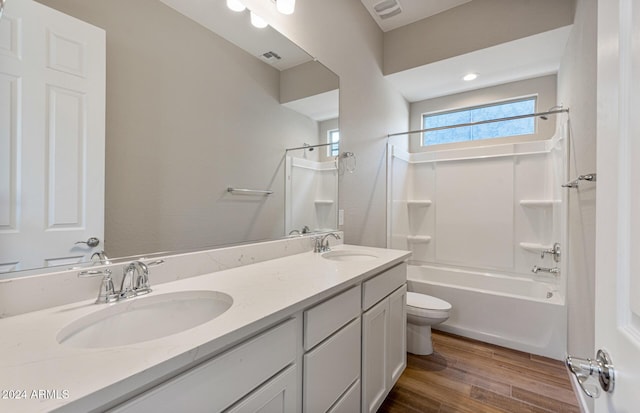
[406,292,451,319]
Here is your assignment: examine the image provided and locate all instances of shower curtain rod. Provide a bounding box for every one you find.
[285,142,333,151]
[387,108,569,138]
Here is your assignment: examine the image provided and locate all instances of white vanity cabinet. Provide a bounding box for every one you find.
[226,365,298,413]
[361,263,407,413]
[109,319,298,413]
[106,262,407,413]
[302,285,362,412]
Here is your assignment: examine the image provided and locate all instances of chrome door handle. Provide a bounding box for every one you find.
[75,237,100,248]
[0,0,6,21]
[566,349,615,398]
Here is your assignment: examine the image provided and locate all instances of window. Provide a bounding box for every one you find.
[328,129,340,157]
[422,97,536,147]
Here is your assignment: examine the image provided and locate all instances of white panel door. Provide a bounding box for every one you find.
[0,0,105,273]
[592,0,640,410]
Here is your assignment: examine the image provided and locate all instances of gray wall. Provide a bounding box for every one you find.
[557,1,596,410]
[37,0,320,257]
[242,0,410,248]
[280,61,338,104]
[383,0,574,75]
[408,75,558,152]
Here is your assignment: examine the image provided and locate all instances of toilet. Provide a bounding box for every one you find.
[406,292,452,355]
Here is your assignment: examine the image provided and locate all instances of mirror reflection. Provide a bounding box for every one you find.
[285,137,339,237]
[0,0,339,277]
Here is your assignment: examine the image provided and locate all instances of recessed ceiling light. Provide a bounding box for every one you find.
[463,73,478,81]
[226,0,246,12]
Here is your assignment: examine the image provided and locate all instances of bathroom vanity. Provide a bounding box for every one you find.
[0,242,410,413]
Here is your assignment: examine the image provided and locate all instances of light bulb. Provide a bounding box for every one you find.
[226,0,246,12]
[250,11,268,28]
[276,0,296,15]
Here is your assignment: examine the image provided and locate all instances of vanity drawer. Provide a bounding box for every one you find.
[111,318,297,413]
[327,379,360,413]
[303,318,361,413]
[304,285,360,351]
[362,263,407,310]
[226,365,298,413]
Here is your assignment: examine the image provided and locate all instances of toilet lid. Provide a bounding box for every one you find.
[407,292,451,311]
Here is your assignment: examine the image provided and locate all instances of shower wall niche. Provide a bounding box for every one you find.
[285,156,338,235]
[388,136,566,279]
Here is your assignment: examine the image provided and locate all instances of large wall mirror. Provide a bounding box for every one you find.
[0,0,339,278]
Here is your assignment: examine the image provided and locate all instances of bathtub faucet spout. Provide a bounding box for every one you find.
[532,265,560,275]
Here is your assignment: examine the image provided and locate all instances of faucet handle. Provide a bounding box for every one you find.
[78,269,117,303]
[137,259,163,291]
[313,236,323,253]
[132,261,151,295]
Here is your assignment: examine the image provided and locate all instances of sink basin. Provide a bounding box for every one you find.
[322,250,378,262]
[57,290,233,348]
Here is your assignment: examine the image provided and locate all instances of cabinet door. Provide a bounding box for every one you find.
[226,365,297,413]
[387,285,407,386]
[361,299,389,413]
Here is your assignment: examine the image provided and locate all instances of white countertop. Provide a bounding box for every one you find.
[0,244,410,412]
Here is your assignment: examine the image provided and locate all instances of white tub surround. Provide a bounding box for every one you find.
[0,244,410,412]
[387,137,566,283]
[387,136,568,359]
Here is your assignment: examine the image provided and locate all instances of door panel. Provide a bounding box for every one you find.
[594,0,640,410]
[0,0,105,273]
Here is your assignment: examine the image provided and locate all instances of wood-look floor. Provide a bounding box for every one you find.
[379,330,580,413]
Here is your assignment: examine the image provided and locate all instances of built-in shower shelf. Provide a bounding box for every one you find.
[407,235,432,244]
[314,200,334,205]
[519,200,561,208]
[519,242,553,252]
[407,200,432,207]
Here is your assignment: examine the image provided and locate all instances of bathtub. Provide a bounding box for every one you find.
[407,264,567,360]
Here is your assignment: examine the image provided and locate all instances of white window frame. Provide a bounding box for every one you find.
[327,129,340,157]
[420,94,538,148]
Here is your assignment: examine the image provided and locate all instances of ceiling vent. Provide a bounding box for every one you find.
[262,51,282,60]
[373,0,402,20]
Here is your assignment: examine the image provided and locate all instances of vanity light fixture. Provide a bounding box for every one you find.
[463,73,478,81]
[276,0,296,15]
[250,11,268,28]
[226,0,246,12]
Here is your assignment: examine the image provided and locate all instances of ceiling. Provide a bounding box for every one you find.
[158,0,338,121]
[385,26,573,102]
[160,0,570,117]
[159,0,312,71]
[282,89,340,121]
[360,0,472,32]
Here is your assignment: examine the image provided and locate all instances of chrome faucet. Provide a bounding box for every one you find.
[78,259,163,304]
[78,268,118,303]
[120,261,151,299]
[314,232,341,253]
[289,226,312,236]
[540,242,561,263]
[91,250,111,265]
